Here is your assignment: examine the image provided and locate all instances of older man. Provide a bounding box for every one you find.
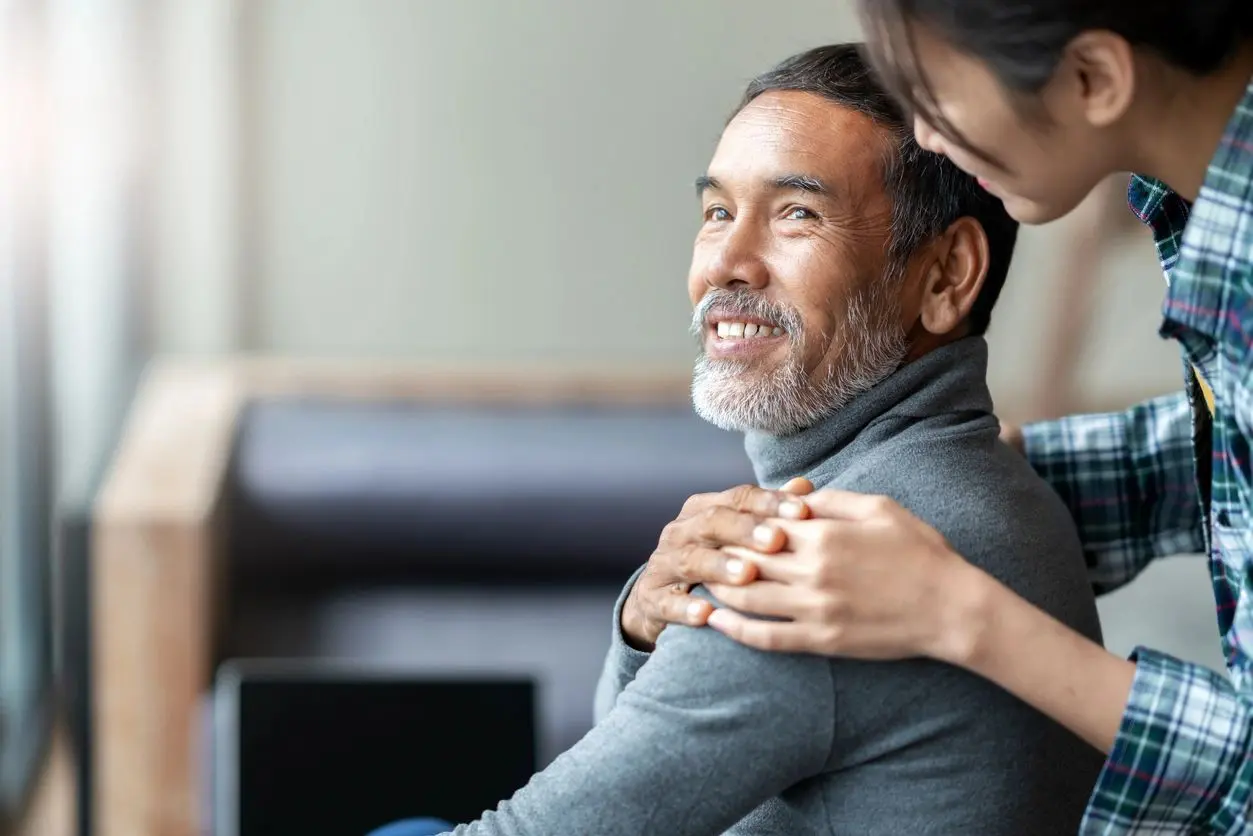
[373,43,1103,836]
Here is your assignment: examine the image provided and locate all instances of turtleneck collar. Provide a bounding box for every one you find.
[744,337,994,489]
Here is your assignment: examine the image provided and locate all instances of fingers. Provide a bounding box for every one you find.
[658,543,759,586]
[704,581,811,620]
[653,588,716,627]
[746,517,852,557]
[780,477,814,496]
[678,506,787,554]
[797,490,896,521]
[732,484,811,519]
[723,547,813,584]
[999,422,1025,455]
[682,484,811,522]
[623,584,716,649]
[705,610,826,653]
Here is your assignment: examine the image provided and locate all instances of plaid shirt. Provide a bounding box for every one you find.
[1023,74,1253,834]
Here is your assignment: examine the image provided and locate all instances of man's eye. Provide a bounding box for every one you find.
[705,206,731,222]
[785,206,816,220]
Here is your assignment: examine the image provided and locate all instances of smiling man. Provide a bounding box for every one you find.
[688,151,911,441]
[373,44,1103,836]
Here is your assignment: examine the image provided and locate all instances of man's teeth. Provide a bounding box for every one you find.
[715,321,785,339]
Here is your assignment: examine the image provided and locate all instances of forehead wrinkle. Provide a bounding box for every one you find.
[717,94,893,216]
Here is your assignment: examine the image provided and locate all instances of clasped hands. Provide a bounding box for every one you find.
[621,479,984,665]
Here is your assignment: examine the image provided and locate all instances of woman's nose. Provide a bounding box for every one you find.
[913,114,944,156]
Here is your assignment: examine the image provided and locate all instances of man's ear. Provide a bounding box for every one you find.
[917,216,989,337]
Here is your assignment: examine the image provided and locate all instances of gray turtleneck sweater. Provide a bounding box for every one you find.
[445,338,1104,836]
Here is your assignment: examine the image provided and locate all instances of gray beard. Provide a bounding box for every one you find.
[690,282,909,436]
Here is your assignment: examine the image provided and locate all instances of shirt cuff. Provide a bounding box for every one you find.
[1085,648,1253,834]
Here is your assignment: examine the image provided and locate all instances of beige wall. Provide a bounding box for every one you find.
[236,0,1182,408]
[244,0,852,368]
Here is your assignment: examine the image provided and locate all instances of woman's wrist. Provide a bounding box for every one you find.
[929,555,1134,753]
[929,557,1000,668]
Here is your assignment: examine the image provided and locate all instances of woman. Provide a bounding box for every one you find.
[633,2,1253,833]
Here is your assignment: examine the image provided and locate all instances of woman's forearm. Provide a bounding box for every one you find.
[943,564,1136,754]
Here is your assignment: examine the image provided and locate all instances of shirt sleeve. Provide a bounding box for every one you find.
[448,618,835,836]
[592,566,650,724]
[1085,649,1253,833]
[1022,391,1204,595]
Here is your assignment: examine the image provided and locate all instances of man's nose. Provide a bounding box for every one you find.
[704,223,769,291]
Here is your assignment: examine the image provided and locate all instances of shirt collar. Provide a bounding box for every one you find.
[743,337,992,489]
[1127,173,1190,280]
[1129,72,1253,340]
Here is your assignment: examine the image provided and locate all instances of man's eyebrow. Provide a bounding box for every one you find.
[695,173,830,196]
[774,174,828,195]
[695,175,721,195]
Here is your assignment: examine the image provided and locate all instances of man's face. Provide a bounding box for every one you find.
[689,90,909,436]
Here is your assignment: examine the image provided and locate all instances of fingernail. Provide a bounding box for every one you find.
[687,600,706,622]
[707,609,729,630]
[753,524,777,547]
[779,500,805,519]
[725,557,746,580]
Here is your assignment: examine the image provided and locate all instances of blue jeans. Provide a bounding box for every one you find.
[366,818,454,836]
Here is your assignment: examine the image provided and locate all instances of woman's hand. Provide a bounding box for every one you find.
[705,490,990,664]
[706,487,1136,755]
[620,478,814,651]
[1000,420,1025,455]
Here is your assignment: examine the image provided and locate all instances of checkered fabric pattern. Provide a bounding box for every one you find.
[1022,74,1253,833]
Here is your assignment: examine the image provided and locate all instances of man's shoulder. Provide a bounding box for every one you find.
[819,428,1094,624]
[646,607,834,705]
[817,420,1031,516]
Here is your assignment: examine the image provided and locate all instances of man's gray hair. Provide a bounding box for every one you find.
[734,43,1019,336]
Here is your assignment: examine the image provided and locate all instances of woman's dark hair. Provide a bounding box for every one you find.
[738,43,1018,336]
[859,0,1253,156]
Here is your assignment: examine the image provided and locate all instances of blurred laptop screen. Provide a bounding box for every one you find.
[220,669,536,836]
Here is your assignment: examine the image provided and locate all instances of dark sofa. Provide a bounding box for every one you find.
[89,361,753,836]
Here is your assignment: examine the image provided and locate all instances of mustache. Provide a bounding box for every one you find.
[689,289,803,341]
